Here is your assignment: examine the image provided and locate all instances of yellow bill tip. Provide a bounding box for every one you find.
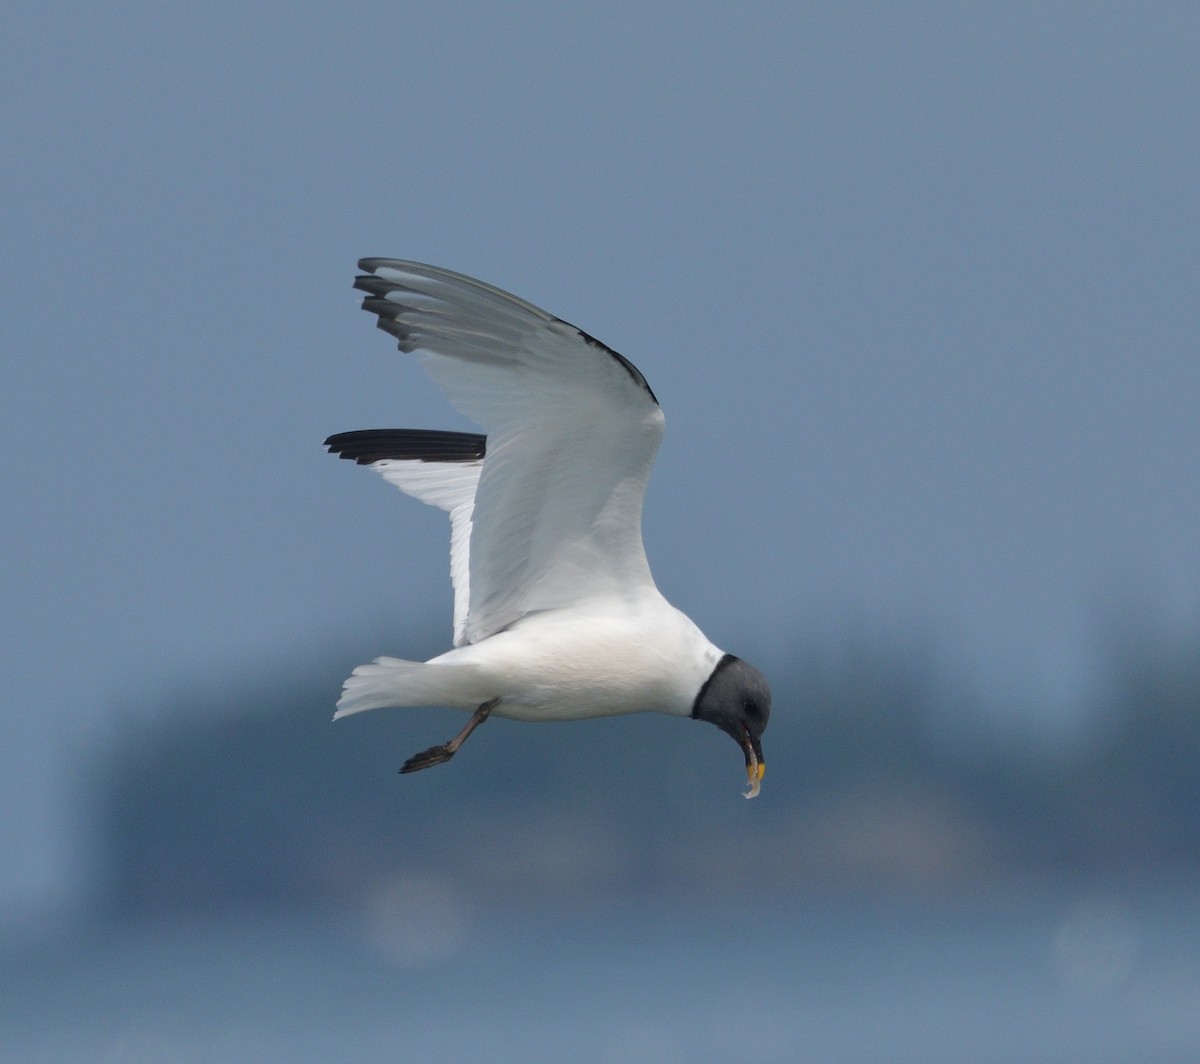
[743,760,765,799]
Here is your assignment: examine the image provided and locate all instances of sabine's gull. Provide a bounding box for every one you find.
[326,260,770,797]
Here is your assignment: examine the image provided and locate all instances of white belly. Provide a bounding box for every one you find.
[427,595,723,722]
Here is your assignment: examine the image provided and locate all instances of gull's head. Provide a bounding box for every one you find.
[691,655,771,798]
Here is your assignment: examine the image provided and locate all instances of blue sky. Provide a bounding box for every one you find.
[2,3,1197,912]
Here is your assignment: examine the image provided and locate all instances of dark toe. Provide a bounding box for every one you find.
[400,744,455,773]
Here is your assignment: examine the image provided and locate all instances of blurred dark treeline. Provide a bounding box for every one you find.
[90,622,1200,919]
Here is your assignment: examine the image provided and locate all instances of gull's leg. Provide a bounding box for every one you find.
[400,698,498,774]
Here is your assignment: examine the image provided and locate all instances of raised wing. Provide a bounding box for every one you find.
[353,259,666,644]
[326,429,484,647]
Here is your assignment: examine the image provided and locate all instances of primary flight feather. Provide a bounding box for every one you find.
[327,260,770,796]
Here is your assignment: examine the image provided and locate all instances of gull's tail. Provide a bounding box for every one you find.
[333,657,493,719]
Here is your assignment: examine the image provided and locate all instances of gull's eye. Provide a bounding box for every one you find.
[743,699,761,721]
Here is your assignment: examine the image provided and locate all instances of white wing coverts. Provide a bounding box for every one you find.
[325,428,483,647]
[335,259,666,646]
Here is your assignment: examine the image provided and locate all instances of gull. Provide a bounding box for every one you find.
[326,260,770,797]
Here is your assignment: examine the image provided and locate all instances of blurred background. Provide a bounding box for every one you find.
[2,3,1198,1061]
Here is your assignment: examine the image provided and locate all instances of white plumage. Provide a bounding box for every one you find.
[327,260,770,795]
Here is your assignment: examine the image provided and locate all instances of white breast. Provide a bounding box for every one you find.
[427,592,724,722]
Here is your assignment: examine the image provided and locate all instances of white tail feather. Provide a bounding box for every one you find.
[333,657,492,719]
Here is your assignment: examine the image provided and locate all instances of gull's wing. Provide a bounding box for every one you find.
[353,259,665,645]
[326,429,484,647]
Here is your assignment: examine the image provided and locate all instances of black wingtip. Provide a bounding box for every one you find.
[358,257,402,274]
[326,428,487,465]
[352,258,661,406]
[374,316,412,344]
[360,296,402,320]
[353,275,399,298]
[353,280,417,348]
